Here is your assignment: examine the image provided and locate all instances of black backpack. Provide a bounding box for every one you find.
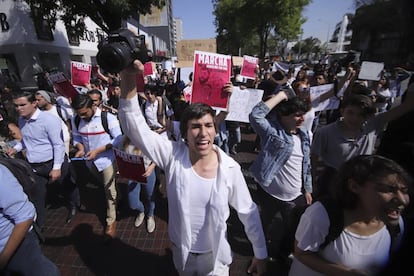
[74,110,112,138]
[0,154,46,242]
[0,154,36,201]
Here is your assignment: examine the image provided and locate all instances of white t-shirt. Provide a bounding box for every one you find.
[187,158,214,253]
[289,202,393,276]
[263,133,303,201]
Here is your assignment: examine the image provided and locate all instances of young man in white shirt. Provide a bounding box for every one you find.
[118,60,267,275]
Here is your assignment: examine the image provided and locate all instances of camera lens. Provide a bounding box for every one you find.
[96,41,133,73]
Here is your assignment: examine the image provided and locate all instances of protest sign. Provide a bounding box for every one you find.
[48,71,78,99]
[240,55,259,80]
[358,61,384,81]
[113,148,147,183]
[310,84,340,112]
[71,61,92,86]
[191,51,232,111]
[225,87,264,123]
[176,39,216,68]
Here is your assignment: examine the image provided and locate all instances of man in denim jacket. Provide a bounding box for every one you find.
[249,91,313,267]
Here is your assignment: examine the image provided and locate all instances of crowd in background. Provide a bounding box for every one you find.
[0,55,413,275]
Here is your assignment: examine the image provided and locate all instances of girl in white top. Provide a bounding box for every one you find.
[289,155,411,276]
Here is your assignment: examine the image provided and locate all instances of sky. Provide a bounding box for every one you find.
[172,0,355,43]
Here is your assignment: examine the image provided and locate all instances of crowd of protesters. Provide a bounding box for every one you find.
[0,54,413,275]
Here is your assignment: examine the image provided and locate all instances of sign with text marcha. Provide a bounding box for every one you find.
[113,148,147,183]
[192,51,232,111]
[48,71,78,99]
[176,39,217,68]
[240,55,259,80]
[71,61,92,86]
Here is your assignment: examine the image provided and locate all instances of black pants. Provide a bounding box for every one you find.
[256,185,307,258]
[30,156,80,227]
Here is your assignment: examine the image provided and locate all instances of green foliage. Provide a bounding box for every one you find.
[21,0,166,33]
[213,0,310,59]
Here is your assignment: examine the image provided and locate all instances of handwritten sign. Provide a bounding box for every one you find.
[225,87,264,123]
[113,148,147,183]
[310,84,339,112]
[176,39,217,68]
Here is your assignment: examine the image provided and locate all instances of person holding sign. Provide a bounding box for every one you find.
[114,135,157,233]
[118,61,267,276]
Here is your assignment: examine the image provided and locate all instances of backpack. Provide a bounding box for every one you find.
[0,154,36,202]
[287,197,402,255]
[0,154,46,242]
[74,110,112,138]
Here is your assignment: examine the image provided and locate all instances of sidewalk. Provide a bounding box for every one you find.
[40,126,284,276]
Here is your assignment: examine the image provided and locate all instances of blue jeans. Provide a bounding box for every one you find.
[128,170,156,216]
[3,230,60,276]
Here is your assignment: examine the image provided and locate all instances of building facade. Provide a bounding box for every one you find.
[0,0,170,88]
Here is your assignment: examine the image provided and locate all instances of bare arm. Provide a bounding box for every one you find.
[0,219,33,269]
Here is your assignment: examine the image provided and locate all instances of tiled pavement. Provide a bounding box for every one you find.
[40,126,287,276]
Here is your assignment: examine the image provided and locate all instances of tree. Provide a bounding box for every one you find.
[213,0,310,59]
[22,0,166,34]
[291,36,322,60]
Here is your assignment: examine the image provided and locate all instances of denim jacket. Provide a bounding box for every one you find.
[249,101,312,193]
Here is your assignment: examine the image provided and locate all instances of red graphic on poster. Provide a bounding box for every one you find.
[71,61,92,86]
[240,55,259,80]
[191,51,231,110]
[48,71,78,100]
[113,148,147,183]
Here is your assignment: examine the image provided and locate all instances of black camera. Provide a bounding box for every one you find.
[96,28,152,73]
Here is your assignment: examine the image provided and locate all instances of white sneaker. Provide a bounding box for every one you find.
[147,216,156,233]
[134,213,145,228]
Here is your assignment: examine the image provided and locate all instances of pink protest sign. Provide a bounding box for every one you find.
[191,51,231,110]
[240,55,258,80]
[71,61,92,86]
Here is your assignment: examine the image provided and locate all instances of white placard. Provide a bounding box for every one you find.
[358,61,384,81]
[226,87,264,123]
[310,84,340,112]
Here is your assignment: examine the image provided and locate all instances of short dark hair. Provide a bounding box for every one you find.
[71,93,93,110]
[87,89,103,100]
[275,96,311,116]
[13,91,36,103]
[341,94,376,117]
[332,155,412,209]
[180,103,216,138]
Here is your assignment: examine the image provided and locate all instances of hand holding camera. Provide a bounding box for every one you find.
[96,28,152,73]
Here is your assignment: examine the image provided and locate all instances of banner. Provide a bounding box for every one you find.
[113,148,147,183]
[240,55,259,80]
[191,51,232,110]
[226,87,264,123]
[71,61,92,86]
[48,71,78,99]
